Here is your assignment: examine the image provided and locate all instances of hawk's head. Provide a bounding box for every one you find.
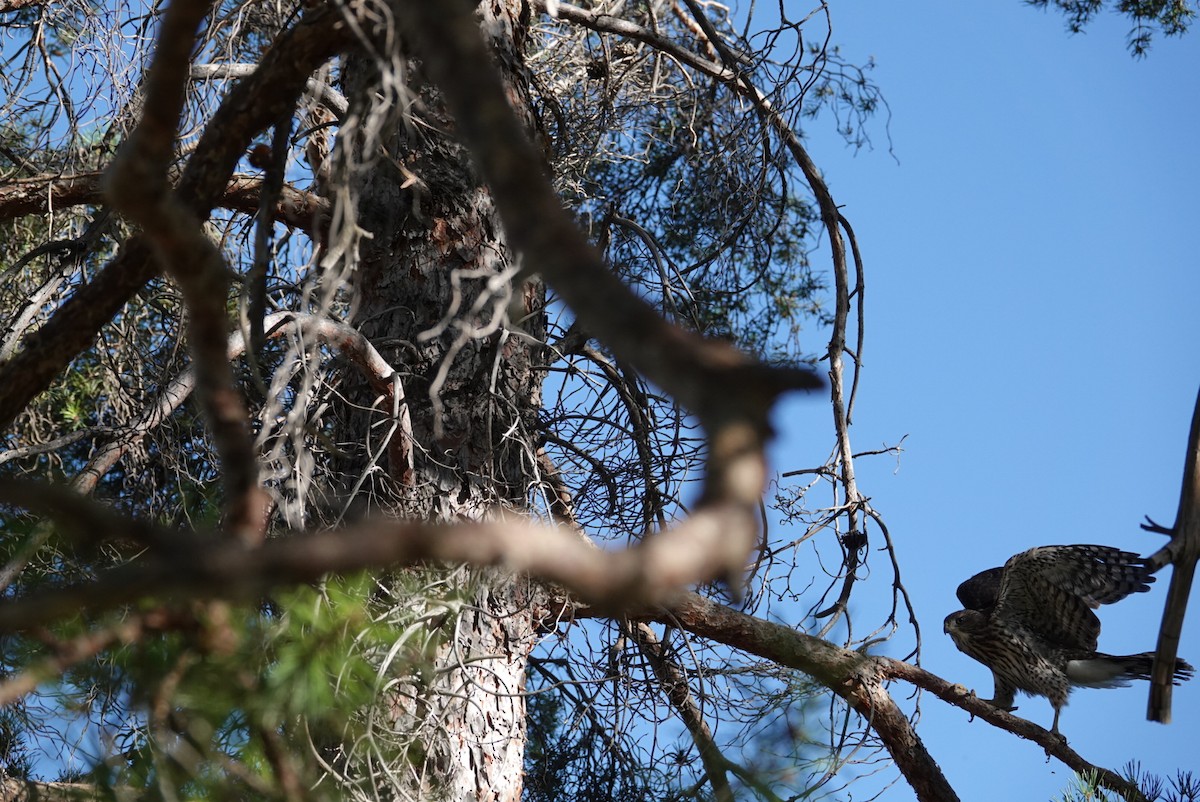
[943,609,988,645]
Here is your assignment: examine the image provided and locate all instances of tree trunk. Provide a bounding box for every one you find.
[330,2,545,799]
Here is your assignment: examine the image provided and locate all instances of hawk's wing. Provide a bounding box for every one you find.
[956,566,1004,611]
[992,545,1153,652]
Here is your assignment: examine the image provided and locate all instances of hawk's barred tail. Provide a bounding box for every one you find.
[1066,652,1194,688]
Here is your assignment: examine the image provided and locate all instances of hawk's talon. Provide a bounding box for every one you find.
[982,699,1017,713]
[1044,730,1068,755]
[949,685,1019,720]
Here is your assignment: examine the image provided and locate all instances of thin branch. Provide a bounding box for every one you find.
[541,2,738,84]
[0,613,157,706]
[71,312,408,495]
[882,659,1147,801]
[630,622,734,802]
[246,111,294,369]
[0,428,96,466]
[190,63,349,116]
[649,593,958,802]
[690,0,865,632]
[839,213,867,426]
[1,312,409,592]
[547,0,871,623]
[0,311,409,594]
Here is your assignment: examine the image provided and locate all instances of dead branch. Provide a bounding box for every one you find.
[541,2,739,83]
[0,171,330,233]
[1143,384,1200,723]
[189,63,349,116]
[676,0,863,616]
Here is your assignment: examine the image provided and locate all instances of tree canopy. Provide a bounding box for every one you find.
[0,0,1195,801]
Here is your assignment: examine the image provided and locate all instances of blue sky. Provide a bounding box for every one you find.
[768,2,1200,799]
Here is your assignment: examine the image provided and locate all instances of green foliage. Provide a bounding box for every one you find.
[48,369,105,429]
[260,575,389,722]
[1057,761,1200,801]
[0,707,33,780]
[1026,0,1196,54]
[0,573,430,796]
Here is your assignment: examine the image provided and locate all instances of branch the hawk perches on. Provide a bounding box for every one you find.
[944,544,1194,734]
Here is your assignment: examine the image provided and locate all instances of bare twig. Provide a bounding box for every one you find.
[71,312,409,496]
[630,622,734,802]
[190,63,349,116]
[649,593,957,802]
[545,0,893,632]
[1,313,410,591]
[0,614,152,706]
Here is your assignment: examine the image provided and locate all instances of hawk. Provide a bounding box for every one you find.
[943,544,1194,734]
